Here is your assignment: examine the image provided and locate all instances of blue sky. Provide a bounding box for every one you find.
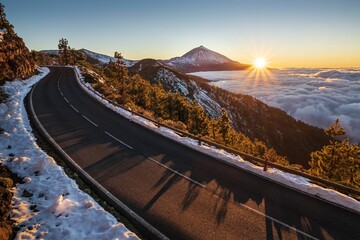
[2,0,360,67]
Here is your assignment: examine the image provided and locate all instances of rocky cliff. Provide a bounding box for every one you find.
[0,4,36,83]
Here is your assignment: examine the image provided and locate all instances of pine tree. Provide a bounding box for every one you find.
[218,109,231,145]
[165,93,178,121]
[150,84,166,118]
[174,94,191,124]
[188,102,209,136]
[58,38,70,65]
[309,119,360,188]
[209,118,219,140]
[325,118,346,138]
[114,51,129,80]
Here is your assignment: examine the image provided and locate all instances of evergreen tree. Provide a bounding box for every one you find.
[209,118,219,140]
[218,109,231,145]
[135,75,151,109]
[149,84,166,118]
[58,38,70,65]
[165,93,178,121]
[174,94,191,124]
[114,51,129,80]
[309,119,360,188]
[188,102,209,136]
[325,118,346,138]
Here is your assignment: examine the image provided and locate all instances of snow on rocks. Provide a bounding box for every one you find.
[191,81,222,119]
[75,67,360,213]
[80,49,137,67]
[0,67,139,240]
[155,68,189,95]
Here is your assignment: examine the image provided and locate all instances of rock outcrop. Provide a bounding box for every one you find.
[0,4,36,83]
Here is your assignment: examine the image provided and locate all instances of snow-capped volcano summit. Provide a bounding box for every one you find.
[172,45,232,65]
[163,45,250,73]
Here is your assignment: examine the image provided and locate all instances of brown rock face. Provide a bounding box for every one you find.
[0,3,36,83]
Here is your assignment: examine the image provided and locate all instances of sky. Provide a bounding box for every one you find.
[2,0,360,67]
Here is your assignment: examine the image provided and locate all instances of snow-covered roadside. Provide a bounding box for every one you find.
[75,67,360,213]
[0,68,139,240]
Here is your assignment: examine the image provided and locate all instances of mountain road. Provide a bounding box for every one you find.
[30,66,360,240]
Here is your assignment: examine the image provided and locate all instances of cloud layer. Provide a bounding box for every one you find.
[191,68,360,143]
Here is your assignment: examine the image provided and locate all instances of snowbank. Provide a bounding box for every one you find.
[75,67,360,213]
[0,68,139,239]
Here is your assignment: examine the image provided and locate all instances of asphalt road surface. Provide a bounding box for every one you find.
[31,66,360,239]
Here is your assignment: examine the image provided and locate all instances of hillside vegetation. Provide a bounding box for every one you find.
[81,53,289,166]
[128,59,331,167]
[52,42,359,190]
[310,119,360,189]
[82,56,360,190]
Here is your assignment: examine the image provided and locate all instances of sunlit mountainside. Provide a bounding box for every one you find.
[54,47,331,167]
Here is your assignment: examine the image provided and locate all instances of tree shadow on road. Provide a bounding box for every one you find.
[47,118,358,240]
[138,148,358,240]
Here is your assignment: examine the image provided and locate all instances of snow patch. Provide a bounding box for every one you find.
[0,67,138,239]
[192,83,222,118]
[155,68,189,95]
[81,49,137,67]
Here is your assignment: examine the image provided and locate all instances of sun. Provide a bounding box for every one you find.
[254,57,267,69]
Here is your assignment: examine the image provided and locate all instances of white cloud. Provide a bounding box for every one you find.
[191,68,360,143]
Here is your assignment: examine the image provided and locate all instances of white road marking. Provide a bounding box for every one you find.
[105,131,134,149]
[237,202,319,240]
[70,105,79,113]
[147,157,206,188]
[82,115,98,127]
[64,97,69,103]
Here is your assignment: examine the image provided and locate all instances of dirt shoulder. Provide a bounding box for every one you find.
[0,164,21,240]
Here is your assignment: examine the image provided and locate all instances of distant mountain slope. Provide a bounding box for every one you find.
[39,50,60,55]
[163,45,250,73]
[0,4,36,82]
[40,49,137,67]
[129,59,330,167]
[81,49,138,67]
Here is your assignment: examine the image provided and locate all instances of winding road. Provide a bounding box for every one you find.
[30,66,360,239]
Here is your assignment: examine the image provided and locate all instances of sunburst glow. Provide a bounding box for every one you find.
[254,57,267,69]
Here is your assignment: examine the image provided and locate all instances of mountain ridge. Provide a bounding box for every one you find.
[41,46,250,73]
[163,45,250,72]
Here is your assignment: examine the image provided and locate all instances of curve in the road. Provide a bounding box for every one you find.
[30,66,360,240]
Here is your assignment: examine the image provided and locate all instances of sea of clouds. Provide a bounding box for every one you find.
[190,68,360,143]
